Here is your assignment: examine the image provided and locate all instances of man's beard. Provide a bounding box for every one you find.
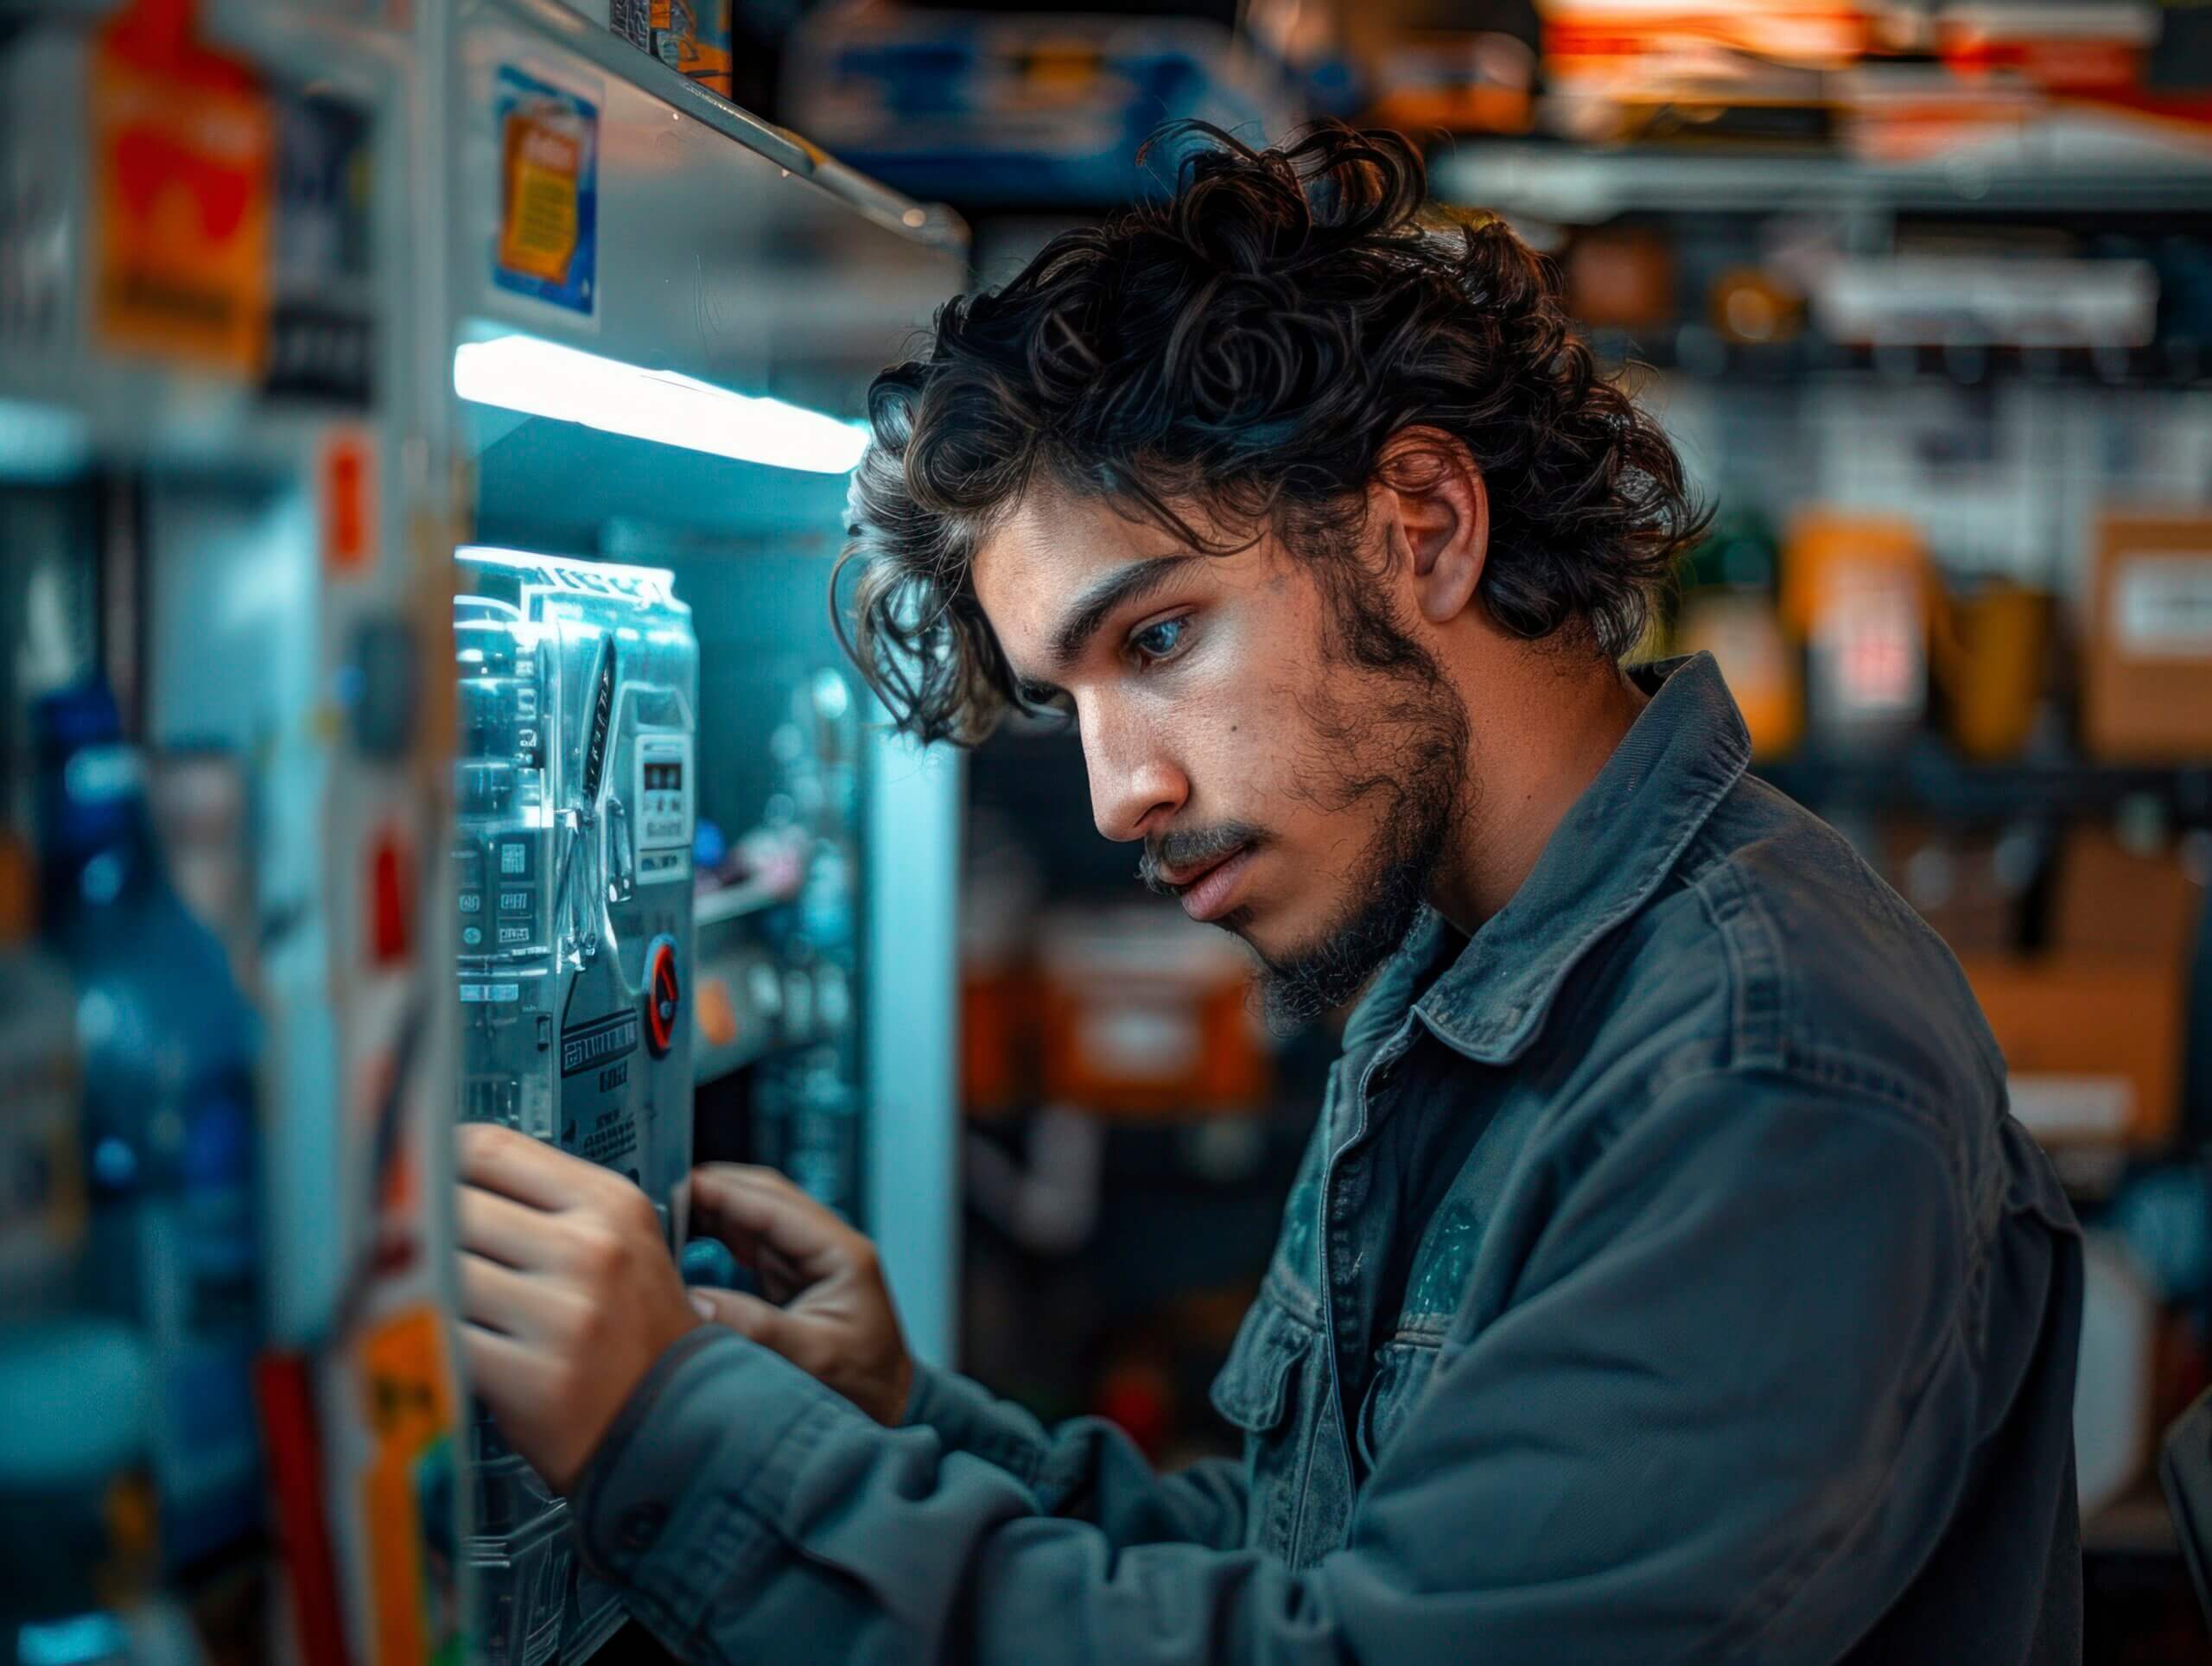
[1142,565,1471,1032]
[1248,683,1465,1030]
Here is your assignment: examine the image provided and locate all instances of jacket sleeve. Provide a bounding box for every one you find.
[899,1360,1250,1551]
[573,1070,1991,1665]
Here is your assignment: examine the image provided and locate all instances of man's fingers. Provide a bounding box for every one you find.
[460,1320,544,1403]
[459,1183,561,1269]
[689,1164,850,1278]
[460,1249,569,1341]
[688,1285,805,1359]
[457,1122,594,1211]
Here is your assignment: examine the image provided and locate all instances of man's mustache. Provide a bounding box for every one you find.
[1138,822,1268,895]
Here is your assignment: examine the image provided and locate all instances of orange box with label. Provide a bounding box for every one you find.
[1959,953,2183,1148]
[1038,909,1269,1119]
[2083,510,2212,762]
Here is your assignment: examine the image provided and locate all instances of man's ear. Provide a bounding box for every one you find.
[1377,429,1489,626]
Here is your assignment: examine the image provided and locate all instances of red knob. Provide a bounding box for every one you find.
[645,934,681,1057]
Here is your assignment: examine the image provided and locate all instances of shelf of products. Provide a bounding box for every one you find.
[1432,138,2212,225]
[1760,746,2212,825]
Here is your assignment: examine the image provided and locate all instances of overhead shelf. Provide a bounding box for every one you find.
[451,0,968,431]
[1758,745,2212,823]
[1430,139,2212,224]
[691,937,850,1086]
[695,876,789,928]
[1586,328,2212,391]
[472,0,963,251]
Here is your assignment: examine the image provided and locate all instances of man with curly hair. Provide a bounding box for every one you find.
[458,125,2082,1663]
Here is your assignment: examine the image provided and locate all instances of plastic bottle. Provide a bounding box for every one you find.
[34,684,265,1579]
[0,827,157,1641]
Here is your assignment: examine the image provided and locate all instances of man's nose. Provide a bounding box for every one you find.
[1078,701,1185,843]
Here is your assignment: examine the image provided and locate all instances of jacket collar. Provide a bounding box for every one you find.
[1362,652,1749,1066]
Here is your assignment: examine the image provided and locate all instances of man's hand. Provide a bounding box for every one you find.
[456,1123,702,1493]
[685,1164,913,1427]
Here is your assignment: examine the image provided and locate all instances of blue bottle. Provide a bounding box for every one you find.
[34,684,264,1577]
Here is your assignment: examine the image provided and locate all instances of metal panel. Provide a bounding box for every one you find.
[863,722,963,1371]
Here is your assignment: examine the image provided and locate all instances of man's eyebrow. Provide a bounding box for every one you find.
[1046,553,1200,673]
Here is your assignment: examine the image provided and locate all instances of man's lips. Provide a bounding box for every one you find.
[1169,843,1257,922]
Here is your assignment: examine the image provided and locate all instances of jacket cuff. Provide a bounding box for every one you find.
[901,1360,1052,1491]
[570,1325,855,1640]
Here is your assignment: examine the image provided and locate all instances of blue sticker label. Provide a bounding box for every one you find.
[492,67,598,315]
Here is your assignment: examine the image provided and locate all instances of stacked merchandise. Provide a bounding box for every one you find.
[562,0,734,99]
[1528,0,2211,162]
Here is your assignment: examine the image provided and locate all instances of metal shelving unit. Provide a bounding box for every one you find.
[1431,137,2212,225]
[1760,747,2212,826]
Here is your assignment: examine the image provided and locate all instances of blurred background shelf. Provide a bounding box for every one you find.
[1760,747,2212,823]
[1431,138,2212,225]
[3,0,2210,1659]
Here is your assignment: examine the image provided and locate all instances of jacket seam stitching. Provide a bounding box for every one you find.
[1688,855,1786,1070]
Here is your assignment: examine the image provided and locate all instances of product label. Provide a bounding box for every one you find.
[1812,575,1925,721]
[357,1307,464,1666]
[91,18,274,374]
[321,432,375,569]
[2005,1072,2133,1141]
[459,982,520,1003]
[492,67,598,316]
[560,1008,639,1076]
[268,92,375,405]
[2113,552,2212,658]
[637,849,690,886]
[636,734,694,853]
[576,1106,641,1169]
[647,0,734,98]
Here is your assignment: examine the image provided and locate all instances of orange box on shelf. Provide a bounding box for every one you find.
[1958,953,2183,1148]
[961,964,1034,1120]
[1038,908,1269,1119]
[1782,509,1931,743]
[2051,828,2205,965]
[2082,509,2212,763]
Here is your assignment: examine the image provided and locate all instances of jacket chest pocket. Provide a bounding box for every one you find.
[1354,1338,1442,1475]
[1209,1292,1323,1562]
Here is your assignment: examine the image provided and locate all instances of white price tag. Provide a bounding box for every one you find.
[2113,553,2212,658]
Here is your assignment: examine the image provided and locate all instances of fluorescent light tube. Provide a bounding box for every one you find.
[454,334,869,474]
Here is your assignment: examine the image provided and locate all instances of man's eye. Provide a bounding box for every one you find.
[1130,617,1189,664]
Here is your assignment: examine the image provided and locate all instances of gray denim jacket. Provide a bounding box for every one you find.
[574,653,2084,1664]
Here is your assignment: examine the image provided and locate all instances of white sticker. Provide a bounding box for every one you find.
[637,849,690,886]
[1078,1001,1199,1082]
[460,982,521,1003]
[635,732,695,851]
[2006,1072,2133,1141]
[2114,552,2212,658]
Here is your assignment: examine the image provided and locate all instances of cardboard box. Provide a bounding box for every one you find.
[1960,953,2183,1147]
[2082,510,2212,762]
[1038,908,1269,1119]
[2051,828,2205,963]
[1884,822,2023,957]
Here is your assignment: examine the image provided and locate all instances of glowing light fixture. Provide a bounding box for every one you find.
[453,334,868,474]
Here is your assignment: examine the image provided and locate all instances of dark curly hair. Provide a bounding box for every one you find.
[837,121,1707,745]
